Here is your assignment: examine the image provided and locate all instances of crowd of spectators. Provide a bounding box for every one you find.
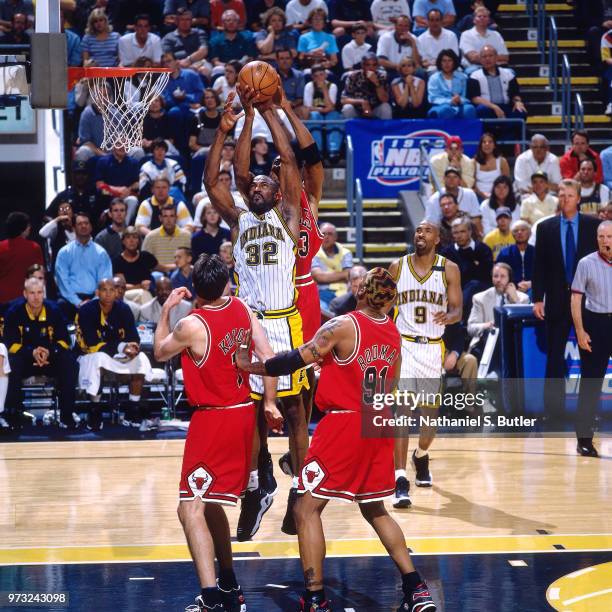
[0,1,611,433]
[420,127,611,386]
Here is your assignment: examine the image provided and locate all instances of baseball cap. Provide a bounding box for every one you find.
[495,206,512,219]
[444,166,461,177]
[446,136,463,147]
[72,159,88,173]
[530,170,548,181]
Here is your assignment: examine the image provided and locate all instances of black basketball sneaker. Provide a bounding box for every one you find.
[397,582,437,612]
[236,487,273,541]
[218,582,246,612]
[412,450,432,487]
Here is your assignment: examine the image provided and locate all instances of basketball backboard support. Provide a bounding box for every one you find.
[30,0,67,108]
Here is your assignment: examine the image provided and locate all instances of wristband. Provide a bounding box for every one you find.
[265,348,306,376]
[298,142,322,166]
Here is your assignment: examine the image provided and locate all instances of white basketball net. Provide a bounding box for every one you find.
[86,71,170,151]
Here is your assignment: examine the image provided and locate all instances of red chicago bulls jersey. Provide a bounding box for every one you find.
[296,189,323,341]
[316,311,401,412]
[295,189,323,282]
[181,297,252,407]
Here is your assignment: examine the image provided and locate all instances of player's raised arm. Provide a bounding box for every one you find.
[258,101,302,241]
[235,316,353,376]
[154,288,203,361]
[234,85,257,201]
[204,93,243,237]
[279,89,323,218]
[433,259,463,325]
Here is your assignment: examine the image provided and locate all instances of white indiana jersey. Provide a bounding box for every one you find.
[395,253,448,338]
[233,206,297,312]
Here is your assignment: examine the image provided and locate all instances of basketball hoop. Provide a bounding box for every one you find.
[68,66,171,151]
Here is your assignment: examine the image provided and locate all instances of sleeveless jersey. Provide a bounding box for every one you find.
[316,311,401,412]
[395,254,448,339]
[233,206,297,313]
[296,189,323,287]
[181,297,252,407]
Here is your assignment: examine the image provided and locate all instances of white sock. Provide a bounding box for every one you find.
[0,376,7,413]
[129,394,141,402]
[292,476,299,488]
[395,469,407,480]
[415,447,428,458]
[247,470,258,491]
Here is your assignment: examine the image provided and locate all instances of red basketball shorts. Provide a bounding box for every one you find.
[179,403,255,505]
[297,411,395,503]
[296,281,321,343]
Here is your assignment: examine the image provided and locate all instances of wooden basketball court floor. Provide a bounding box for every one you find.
[1,435,610,611]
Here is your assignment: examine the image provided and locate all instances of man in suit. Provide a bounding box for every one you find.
[468,262,530,360]
[532,179,600,419]
[441,217,494,321]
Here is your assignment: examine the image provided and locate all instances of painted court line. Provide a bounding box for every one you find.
[567,567,595,579]
[563,588,612,605]
[129,577,154,581]
[508,560,528,567]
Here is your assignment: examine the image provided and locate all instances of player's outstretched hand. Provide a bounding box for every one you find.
[219,92,245,133]
[272,81,289,111]
[164,287,192,311]
[235,329,252,371]
[264,400,284,434]
[236,83,258,117]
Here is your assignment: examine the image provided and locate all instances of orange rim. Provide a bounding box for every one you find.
[67,67,171,90]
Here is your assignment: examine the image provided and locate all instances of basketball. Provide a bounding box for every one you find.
[238,61,279,103]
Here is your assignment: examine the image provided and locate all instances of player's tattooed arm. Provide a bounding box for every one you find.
[234,317,347,375]
[299,318,344,364]
[433,259,462,325]
[154,311,203,362]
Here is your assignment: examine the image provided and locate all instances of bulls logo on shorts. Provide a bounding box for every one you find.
[187,466,214,496]
[301,459,326,490]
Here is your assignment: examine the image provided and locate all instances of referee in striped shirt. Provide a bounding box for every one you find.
[571,220,612,457]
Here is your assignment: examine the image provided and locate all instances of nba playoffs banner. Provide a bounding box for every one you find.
[346,119,483,198]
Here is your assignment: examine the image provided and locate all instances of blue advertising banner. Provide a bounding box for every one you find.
[346,119,483,198]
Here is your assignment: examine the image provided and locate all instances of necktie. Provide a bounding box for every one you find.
[565,221,576,283]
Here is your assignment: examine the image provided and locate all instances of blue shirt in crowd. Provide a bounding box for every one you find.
[209,31,257,63]
[81,32,121,67]
[55,240,113,306]
[162,68,205,107]
[78,105,104,147]
[95,153,140,187]
[297,31,339,55]
[601,145,612,191]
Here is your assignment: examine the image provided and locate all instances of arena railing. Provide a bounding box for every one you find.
[536,0,546,64]
[548,16,559,102]
[561,54,572,140]
[526,0,535,29]
[346,134,354,224]
[574,92,584,131]
[355,178,364,262]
